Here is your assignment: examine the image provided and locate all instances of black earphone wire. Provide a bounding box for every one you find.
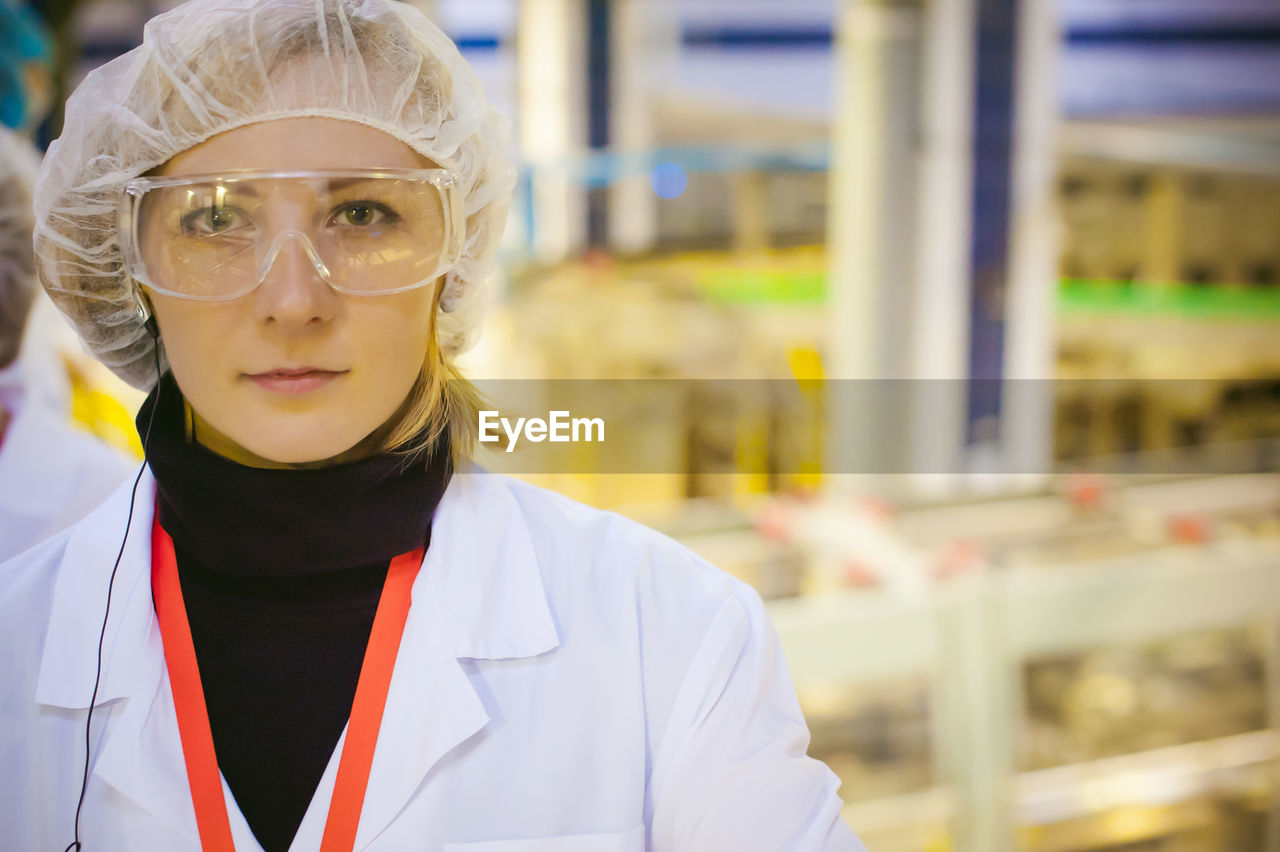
[64,329,162,852]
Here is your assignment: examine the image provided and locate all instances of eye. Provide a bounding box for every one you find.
[330,201,399,228]
[180,206,248,237]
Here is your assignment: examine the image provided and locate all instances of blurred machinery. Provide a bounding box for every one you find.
[505,119,1280,482]
[632,473,1280,852]
[1055,121,1280,465]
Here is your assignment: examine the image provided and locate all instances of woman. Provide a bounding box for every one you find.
[1,2,866,850]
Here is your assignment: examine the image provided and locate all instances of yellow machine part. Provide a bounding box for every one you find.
[65,356,143,459]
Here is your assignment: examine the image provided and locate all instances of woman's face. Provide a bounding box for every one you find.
[146,117,438,464]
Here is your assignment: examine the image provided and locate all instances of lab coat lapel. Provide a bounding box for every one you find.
[287,581,492,852]
[90,669,203,844]
[321,594,489,851]
[342,473,561,849]
[34,472,202,844]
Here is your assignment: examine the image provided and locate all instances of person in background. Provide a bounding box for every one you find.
[0,126,133,560]
[0,0,52,131]
[0,2,867,850]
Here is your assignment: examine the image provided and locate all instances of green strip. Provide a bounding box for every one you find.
[690,269,1280,318]
[1058,278,1280,319]
[697,270,826,305]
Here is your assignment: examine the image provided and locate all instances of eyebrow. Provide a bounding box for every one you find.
[202,177,385,197]
[194,182,262,200]
[326,177,386,193]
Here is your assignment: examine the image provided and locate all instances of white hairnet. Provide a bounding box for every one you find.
[33,0,514,389]
[0,126,39,369]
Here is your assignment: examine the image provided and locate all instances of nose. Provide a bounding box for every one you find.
[251,231,339,328]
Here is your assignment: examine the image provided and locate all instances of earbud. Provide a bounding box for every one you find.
[133,286,159,339]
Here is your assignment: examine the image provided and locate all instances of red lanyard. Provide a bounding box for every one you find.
[151,515,424,852]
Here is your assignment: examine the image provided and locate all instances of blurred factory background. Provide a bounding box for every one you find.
[6,0,1280,849]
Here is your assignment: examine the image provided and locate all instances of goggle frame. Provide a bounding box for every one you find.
[118,167,465,302]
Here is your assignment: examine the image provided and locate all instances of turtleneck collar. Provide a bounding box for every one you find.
[137,372,451,576]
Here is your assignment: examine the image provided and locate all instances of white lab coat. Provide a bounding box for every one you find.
[0,354,134,562]
[0,470,866,852]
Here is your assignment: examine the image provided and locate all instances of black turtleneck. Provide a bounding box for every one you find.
[138,373,451,852]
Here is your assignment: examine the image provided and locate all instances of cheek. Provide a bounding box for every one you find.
[352,297,435,394]
[153,302,240,391]
[374,293,434,358]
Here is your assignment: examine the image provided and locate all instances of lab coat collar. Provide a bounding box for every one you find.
[34,467,560,847]
[423,469,561,661]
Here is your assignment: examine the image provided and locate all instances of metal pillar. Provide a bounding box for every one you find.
[733,171,770,255]
[904,0,979,490]
[606,0,663,255]
[1143,173,1184,285]
[826,0,923,484]
[827,0,922,382]
[1000,0,1060,482]
[933,580,1018,852]
[517,0,588,264]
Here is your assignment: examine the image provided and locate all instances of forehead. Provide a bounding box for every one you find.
[159,117,433,176]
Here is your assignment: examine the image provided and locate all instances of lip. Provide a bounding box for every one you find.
[243,367,348,395]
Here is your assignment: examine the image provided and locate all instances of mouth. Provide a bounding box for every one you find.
[243,367,349,395]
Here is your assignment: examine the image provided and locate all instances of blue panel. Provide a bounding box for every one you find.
[682,27,833,50]
[586,0,610,247]
[587,0,610,149]
[1066,23,1280,46]
[453,35,503,52]
[966,0,1018,442]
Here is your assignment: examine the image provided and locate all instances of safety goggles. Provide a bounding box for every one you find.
[119,168,464,301]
